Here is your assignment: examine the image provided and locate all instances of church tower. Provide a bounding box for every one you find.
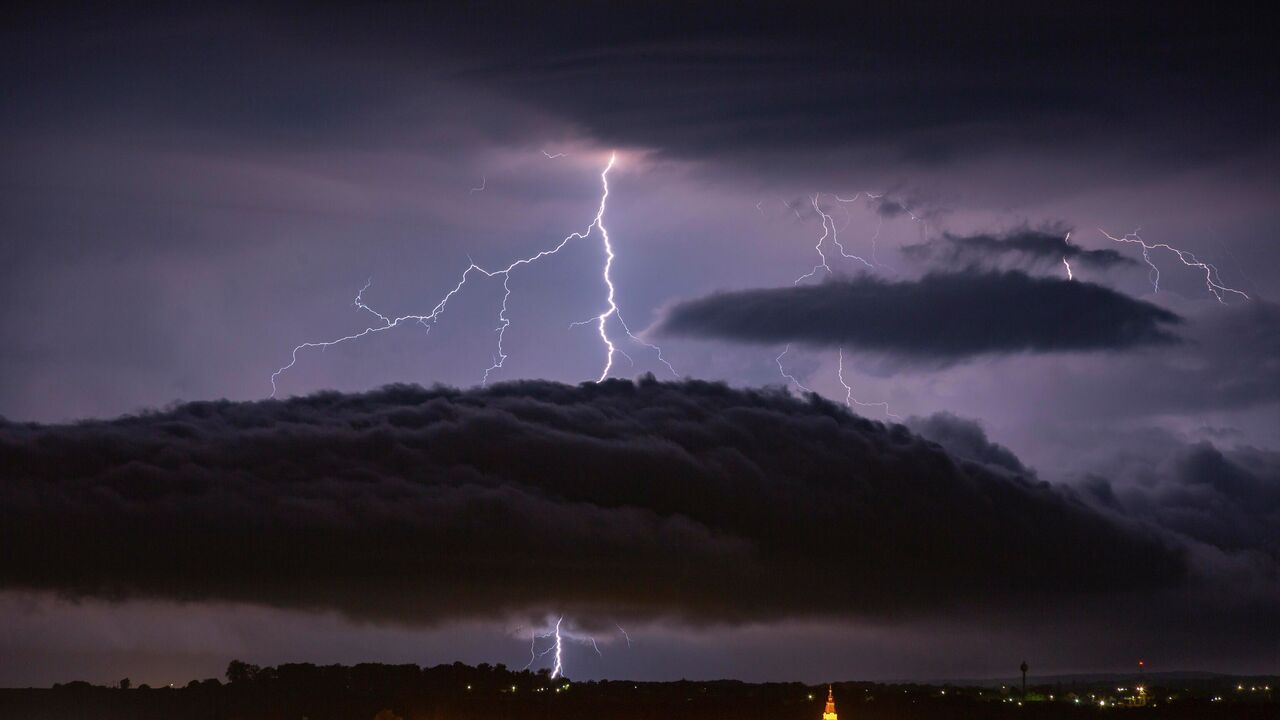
[822,685,838,720]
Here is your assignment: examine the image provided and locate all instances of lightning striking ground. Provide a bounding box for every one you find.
[270,153,675,397]
[521,615,623,679]
[1100,228,1248,303]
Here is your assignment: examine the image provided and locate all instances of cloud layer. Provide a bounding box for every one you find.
[901,229,1134,272]
[653,272,1181,362]
[0,379,1184,626]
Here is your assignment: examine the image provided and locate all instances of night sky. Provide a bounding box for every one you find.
[2,2,1278,687]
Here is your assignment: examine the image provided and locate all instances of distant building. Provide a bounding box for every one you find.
[823,685,839,720]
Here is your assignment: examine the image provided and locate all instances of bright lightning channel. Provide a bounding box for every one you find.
[1100,228,1248,303]
[523,616,617,679]
[270,153,676,397]
[1063,231,1074,280]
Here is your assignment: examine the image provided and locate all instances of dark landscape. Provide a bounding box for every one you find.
[2,662,1275,720]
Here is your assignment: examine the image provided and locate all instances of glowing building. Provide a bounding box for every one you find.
[823,685,839,720]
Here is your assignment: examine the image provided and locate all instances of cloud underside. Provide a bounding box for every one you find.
[901,229,1135,271]
[0,379,1183,626]
[653,272,1181,361]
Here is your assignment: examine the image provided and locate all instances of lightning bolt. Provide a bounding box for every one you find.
[542,150,566,159]
[549,617,564,678]
[779,193,900,419]
[470,176,486,193]
[270,152,675,397]
[838,348,899,421]
[1100,228,1248,303]
[521,615,620,679]
[795,193,876,284]
[775,344,811,393]
[524,617,565,678]
[1063,232,1074,280]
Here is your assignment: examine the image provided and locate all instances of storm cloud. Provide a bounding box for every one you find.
[1080,442,1280,560]
[901,229,1135,273]
[0,379,1184,627]
[653,272,1181,362]
[906,412,1032,477]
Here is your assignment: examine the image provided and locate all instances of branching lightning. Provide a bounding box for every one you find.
[838,348,900,421]
[778,192,897,419]
[270,153,676,397]
[541,149,566,159]
[470,176,486,193]
[524,616,565,679]
[794,193,875,284]
[521,615,626,679]
[1100,228,1248,303]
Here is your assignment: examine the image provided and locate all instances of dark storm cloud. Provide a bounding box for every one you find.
[5,4,1274,168]
[1080,443,1280,560]
[653,272,1181,362]
[906,412,1031,477]
[901,229,1135,272]
[875,200,905,219]
[433,4,1277,165]
[0,379,1184,626]
[1044,299,1280,418]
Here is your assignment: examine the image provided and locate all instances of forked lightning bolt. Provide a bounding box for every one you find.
[525,617,566,679]
[522,616,622,679]
[794,193,874,284]
[270,153,676,396]
[779,193,897,419]
[1100,228,1248,303]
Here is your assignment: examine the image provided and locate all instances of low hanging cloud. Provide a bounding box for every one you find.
[652,271,1181,363]
[901,229,1135,272]
[906,412,1032,477]
[0,379,1184,627]
[1079,442,1280,560]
